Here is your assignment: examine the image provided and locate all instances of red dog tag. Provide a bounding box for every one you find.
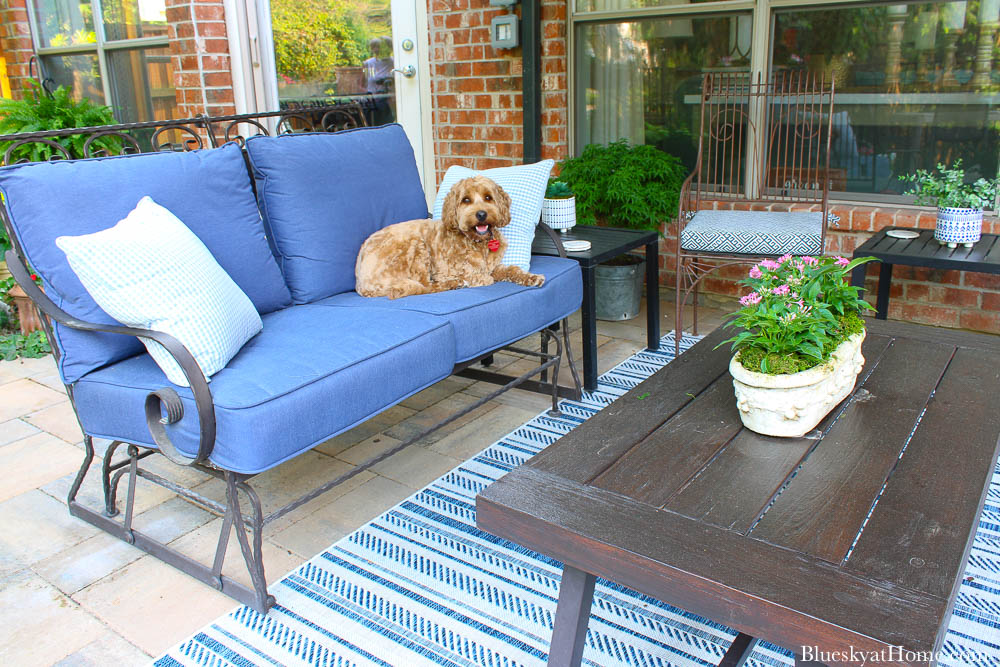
[488,239,501,252]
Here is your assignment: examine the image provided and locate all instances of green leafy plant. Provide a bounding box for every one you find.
[720,254,877,375]
[556,139,686,233]
[0,330,50,361]
[0,82,121,162]
[545,180,573,199]
[900,159,1000,210]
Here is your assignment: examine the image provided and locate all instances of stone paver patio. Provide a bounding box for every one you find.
[0,299,727,665]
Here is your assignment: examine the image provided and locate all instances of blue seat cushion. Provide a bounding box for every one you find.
[246,125,429,304]
[680,210,824,255]
[0,144,292,383]
[317,255,582,362]
[71,305,456,474]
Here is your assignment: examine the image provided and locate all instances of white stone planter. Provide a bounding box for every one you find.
[541,196,576,232]
[730,331,866,438]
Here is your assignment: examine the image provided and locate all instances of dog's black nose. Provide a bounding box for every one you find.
[475,210,487,222]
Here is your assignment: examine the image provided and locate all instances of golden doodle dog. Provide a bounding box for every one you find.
[355,176,545,299]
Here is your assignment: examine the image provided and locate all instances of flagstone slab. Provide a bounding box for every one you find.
[53,630,150,666]
[0,418,40,447]
[24,401,83,444]
[0,491,99,577]
[0,433,81,503]
[0,379,67,422]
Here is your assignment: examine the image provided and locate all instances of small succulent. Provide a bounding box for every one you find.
[545,180,574,199]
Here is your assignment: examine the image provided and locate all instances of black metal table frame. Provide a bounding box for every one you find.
[532,225,661,392]
[851,227,1000,320]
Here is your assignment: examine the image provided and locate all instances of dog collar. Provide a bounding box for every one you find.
[488,239,501,252]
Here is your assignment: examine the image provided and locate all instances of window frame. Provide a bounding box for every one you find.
[568,0,1000,207]
[25,0,171,118]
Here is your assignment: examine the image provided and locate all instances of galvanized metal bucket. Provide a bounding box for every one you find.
[595,258,643,321]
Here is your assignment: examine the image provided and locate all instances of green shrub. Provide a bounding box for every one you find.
[556,140,685,233]
[0,330,51,361]
[0,82,121,162]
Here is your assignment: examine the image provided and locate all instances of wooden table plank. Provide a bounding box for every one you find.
[750,337,953,562]
[964,235,998,263]
[478,466,949,661]
[527,326,733,484]
[846,346,1000,600]
[592,377,742,505]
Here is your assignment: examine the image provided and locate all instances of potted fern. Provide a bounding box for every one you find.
[900,160,1000,249]
[541,180,576,232]
[556,140,685,320]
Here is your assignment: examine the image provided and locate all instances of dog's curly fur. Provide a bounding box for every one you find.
[355,176,545,299]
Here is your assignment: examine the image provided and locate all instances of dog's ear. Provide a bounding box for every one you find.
[494,184,512,226]
[441,183,462,230]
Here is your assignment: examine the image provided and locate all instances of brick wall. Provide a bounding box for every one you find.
[661,202,1000,334]
[165,0,236,118]
[0,0,34,98]
[427,0,568,183]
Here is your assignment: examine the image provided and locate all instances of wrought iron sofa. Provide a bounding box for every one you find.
[0,115,582,614]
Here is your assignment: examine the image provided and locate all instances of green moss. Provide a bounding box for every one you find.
[737,313,864,375]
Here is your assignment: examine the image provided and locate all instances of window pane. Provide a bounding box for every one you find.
[105,46,178,122]
[40,53,103,104]
[574,14,752,171]
[773,2,1000,198]
[32,0,96,48]
[102,0,168,42]
[575,0,737,16]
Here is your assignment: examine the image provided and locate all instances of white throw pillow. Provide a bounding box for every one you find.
[432,160,554,272]
[56,197,262,387]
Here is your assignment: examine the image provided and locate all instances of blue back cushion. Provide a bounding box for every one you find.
[245,124,429,303]
[0,143,292,383]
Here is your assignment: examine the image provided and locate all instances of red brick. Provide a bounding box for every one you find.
[960,310,1000,333]
[963,272,1000,290]
[916,212,937,230]
[193,3,224,19]
[905,283,930,301]
[205,87,233,104]
[983,292,1000,311]
[873,211,894,231]
[201,38,229,53]
[899,303,959,327]
[928,286,980,308]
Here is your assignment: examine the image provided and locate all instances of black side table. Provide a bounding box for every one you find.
[532,225,660,391]
[851,227,1000,319]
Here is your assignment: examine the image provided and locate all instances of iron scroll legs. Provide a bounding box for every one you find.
[547,565,596,667]
[645,240,660,351]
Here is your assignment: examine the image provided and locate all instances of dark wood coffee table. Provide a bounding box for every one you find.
[477,318,1000,666]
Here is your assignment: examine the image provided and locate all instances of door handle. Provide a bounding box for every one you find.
[393,65,416,78]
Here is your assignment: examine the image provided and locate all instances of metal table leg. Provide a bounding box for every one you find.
[719,633,759,667]
[875,263,894,320]
[580,265,598,392]
[547,565,596,667]
[645,239,660,350]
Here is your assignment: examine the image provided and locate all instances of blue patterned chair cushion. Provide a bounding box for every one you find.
[680,210,824,255]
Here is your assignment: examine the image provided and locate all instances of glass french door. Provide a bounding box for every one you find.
[237,0,432,190]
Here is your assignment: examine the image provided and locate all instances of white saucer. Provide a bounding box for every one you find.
[886,229,920,239]
[562,240,592,252]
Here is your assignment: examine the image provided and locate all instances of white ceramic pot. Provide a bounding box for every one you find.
[541,196,576,232]
[730,331,866,438]
[935,207,983,248]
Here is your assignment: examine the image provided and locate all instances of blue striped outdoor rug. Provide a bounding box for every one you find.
[157,332,1000,667]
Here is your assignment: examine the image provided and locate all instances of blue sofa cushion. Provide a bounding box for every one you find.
[0,144,292,383]
[319,255,582,362]
[71,305,456,474]
[246,125,429,304]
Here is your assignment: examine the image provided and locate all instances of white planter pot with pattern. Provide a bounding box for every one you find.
[541,196,576,232]
[730,331,866,438]
[935,207,983,248]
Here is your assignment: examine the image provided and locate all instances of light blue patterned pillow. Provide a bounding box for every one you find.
[432,160,554,272]
[55,197,262,387]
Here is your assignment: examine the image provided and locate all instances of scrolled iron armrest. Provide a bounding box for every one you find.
[677,169,698,235]
[5,249,216,466]
[535,222,568,258]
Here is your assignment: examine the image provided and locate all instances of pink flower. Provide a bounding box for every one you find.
[772,284,790,296]
[835,256,850,266]
[759,259,780,270]
[739,292,762,307]
[801,256,819,266]
[777,254,792,264]
[748,265,763,279]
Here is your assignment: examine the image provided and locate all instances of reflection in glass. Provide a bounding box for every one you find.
[574,14,751,170]
[40,53,103,104]
[102,0,168,41]
[773,1,1000,197]
[105,46,177,123]
[575,0,730,16]
[33,0,96,48]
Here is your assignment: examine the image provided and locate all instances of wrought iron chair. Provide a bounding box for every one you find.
[674,71,836,355]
